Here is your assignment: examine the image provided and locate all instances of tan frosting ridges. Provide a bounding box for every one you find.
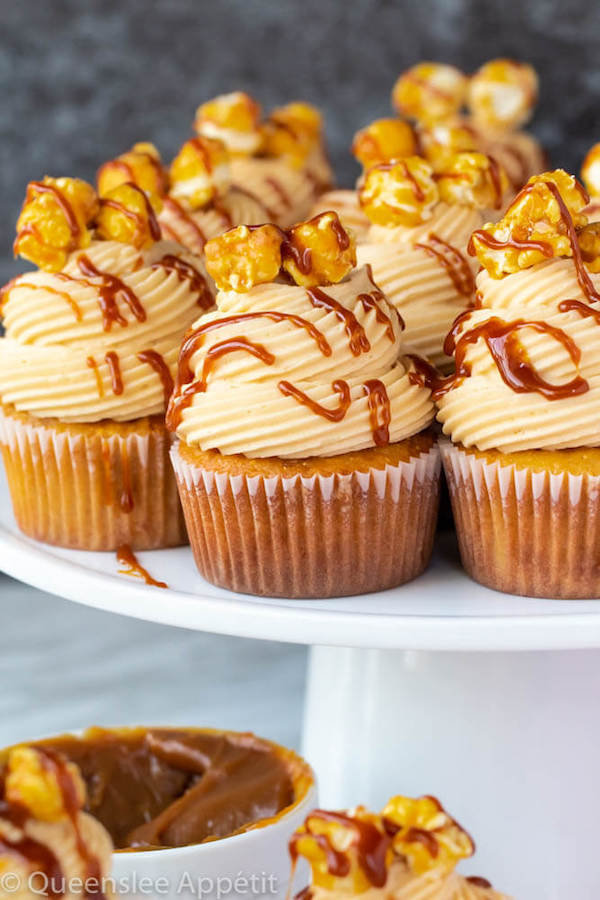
[437,257,600,451]
[172,265,434,458]
[158,188,268,255]
[229,156,322,227]
[0,239,211,422]
[357,203,483,367]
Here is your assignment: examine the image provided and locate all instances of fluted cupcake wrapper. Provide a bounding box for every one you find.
[441,440,600,599]
[171,442,441,598]
[0,407,186,551]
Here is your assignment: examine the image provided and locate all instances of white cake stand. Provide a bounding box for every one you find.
[1,473,599,900]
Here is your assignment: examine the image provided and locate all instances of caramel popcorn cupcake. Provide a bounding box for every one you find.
[167,213,440,598]
[437,169,600,598]
[97,139,269,257]
[0,176,215,550]
[194,92,333,227]
[0,745,116,900]
[289,794,510,900]
[392,60,545,196]
[310,118,420,243]
[357,152,508,370]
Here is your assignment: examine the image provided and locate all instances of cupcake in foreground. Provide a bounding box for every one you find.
[310,117,420,243]
[392,59,545,195]
[167,213,440,598]
[437,169,600,598]
[194,92,333,226]
[0,176,214,550]
[0,745,115,899]
[357,152,507,369]
[289,794,510,900]
[97,139,269,257]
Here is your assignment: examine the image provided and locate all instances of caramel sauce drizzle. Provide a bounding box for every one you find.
[137,349,174,405]
[116,544,167,588]
[306,287,370,355]
[162,197,207,251]
[6,282,83,320]
[86,356,104,398]
[152,253,213,309]
[104,351,123,395]
[558,297,600,323]
[77,255,147,331]
[198,338,275,391]
[278,379,352,422]
[358,291,396,340]
[119,444,134,513]
[415,233,475,296]
[362,380,391,445]
[406,354,444,393]
[487,155,504,209]
[99,184,161,242]
[181,311,332,360]
[467,877,493,888]
[265,176,292,210]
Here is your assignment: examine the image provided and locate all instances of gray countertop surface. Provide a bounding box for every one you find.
[0,573,307,751]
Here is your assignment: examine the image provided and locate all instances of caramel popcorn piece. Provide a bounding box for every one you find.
[205,224,284,292]
[578,222,600,273]
[392,63,468,123]
[383,795,474,876]
[14,177,99,272]
[281,212,356,287]
[420,120,479,172]
[436,152,509,210]
[468,59,538,131]
[97,142,168,202]
[469,169,590,277]
[194,91,263,154]
[5,746,86,823]
[359,156,439,227]
[169,137,230,208]
[262,102,323,168]
[581,143,600,199]
[96,182,161,248]
[351,118,418,170]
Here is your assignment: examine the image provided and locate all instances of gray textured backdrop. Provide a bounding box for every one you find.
[2,0,600,285]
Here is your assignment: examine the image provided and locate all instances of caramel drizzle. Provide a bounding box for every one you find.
[487,155,504,209]
[117,544,167,588]
[362,380,391,445]
[137,349,174,405]
[104,351,123,395]
[119,444,134,513]
[162,197,207,251]
[278,379,351,422]
[290,810,391,887]
[406,354,444,393]
[306,287,370,356]
[358,290,396,340]
[86,356,104,398]
[97,158,134,184]
[77,255,147,331]
[415,233,475,297]
[152,253,213,309]
[6,281,82,320]
[558,297,600,323]
[265,176,292,210]
[467,877,493,889]
[444,316,589,401]
[99,183,161,242]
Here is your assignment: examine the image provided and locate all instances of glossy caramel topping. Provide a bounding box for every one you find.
[28,729,295,850]
[306,287,370,356]
[117,545,167,588]
[136,350,174,406]
[77,254,147,331]
[152,254,213,309]
[415,233,475,296]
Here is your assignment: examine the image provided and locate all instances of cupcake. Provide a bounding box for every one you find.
[0,176,214,550]
[392,60,545,196]
[289,794,510,900]
[356,152,508,369]
[167,213,440,598]
[437,169,600,599]
[193,92,333,226]
[0,744,116,900]
[581,142,600,219]
[309,118,420,243]
[97,139,269,257]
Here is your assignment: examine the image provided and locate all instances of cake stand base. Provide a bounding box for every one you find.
[302,645,600,900]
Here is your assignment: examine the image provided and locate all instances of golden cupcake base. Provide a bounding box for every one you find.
[0,404,186,551]
[441,441,600,599]
[171,434,440,599]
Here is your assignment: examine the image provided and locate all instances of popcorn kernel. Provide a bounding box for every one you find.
[14,177,99,272]
[420,120,479,172]
[282,211,356,287]
[436,151,509,210]
[359,156,439,227]
[97,142,168,201]
[262,102,323,167]
[5,747,86,823]
[383,795,474,876]
[205,224,284,292]
[170,137,231,208]
[578,222,600,273]
[392,63,468,123]
[96,182,161,248]
[581,143,600,199]
[468,58,538,131]
[194,92,263,154]
[352,118,418,170]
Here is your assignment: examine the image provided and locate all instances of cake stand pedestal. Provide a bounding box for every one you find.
[1,473,600,899]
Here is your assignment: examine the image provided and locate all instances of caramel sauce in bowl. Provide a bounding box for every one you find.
[1,726,316,900]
